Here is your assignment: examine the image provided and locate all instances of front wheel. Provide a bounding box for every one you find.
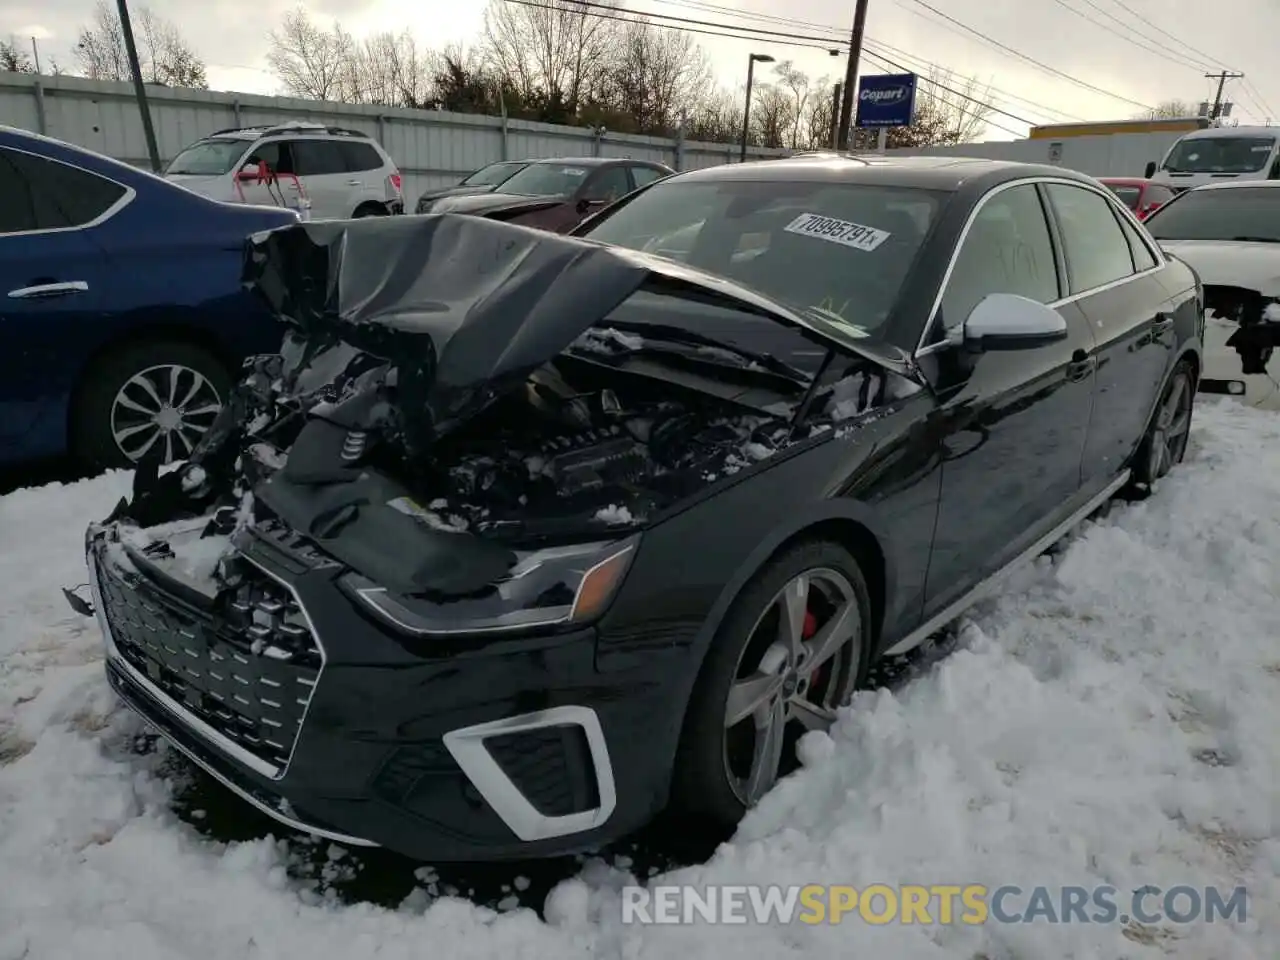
[669,540,873,828]
[71,340,231,471]
[1128,359,1195,494]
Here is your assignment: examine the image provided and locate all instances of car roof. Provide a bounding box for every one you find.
[1099,177,1150,186]
[530,156,670,168]
[1174,125,1279,141]
[672,154,1096,191]
[1192,179,1280,191]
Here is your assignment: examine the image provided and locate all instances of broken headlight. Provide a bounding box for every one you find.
[339,535,639,636]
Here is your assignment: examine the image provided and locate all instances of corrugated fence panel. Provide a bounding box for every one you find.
[0,72,788,201]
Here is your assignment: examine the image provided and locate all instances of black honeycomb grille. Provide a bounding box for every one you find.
[96,549,322,773]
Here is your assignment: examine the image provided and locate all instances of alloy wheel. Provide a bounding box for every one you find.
[1146,369,1192,482]
[722,568,862,807]
[109,363,223,464]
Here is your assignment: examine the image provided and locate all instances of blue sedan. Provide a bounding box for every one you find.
[0,126,298,469]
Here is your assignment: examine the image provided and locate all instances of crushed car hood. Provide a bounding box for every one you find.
[1158,239,1280,295]
[243,214,912,439]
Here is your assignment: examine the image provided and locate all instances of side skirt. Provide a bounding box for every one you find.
[881,469,1130,658]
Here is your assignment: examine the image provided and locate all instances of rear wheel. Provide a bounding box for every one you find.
[670,540,873,827]
[353,202,388,218]
[1128,359,1195,494]
[71,340,230,471]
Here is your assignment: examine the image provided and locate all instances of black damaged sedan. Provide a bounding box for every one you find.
[73,155,1204,862]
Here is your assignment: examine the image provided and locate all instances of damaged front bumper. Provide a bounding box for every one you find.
[77,513,675,860]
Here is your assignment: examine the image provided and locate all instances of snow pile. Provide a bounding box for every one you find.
[1,400,1279,958]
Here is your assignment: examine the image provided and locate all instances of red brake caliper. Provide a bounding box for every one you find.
[802,610,828,691]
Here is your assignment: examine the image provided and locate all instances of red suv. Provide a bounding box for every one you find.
[1099,177,1175,221]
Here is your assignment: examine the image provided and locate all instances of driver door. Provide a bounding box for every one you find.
[920,182,1098,616]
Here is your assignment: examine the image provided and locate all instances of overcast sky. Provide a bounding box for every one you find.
[5,0,1278,140]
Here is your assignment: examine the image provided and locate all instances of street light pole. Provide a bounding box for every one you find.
[740,53,774,163]
[836,0,872,151]
[116,0,162,172]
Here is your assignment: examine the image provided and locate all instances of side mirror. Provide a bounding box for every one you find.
[577,197,608,214]
[1144,161,1157,178]
[236,163,261,181]
[1142,201,1164,220]
[955,293,1068,351]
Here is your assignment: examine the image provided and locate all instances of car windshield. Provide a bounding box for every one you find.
[461,161,526,187]
[498,162,592,197]
[164,138,248,176]
[579,178,943,336]
[1104,184,1142,209]
[1144,187,1280,242]
[1160,136,1276,174]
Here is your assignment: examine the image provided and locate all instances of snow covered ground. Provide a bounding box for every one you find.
[1,398,1278,959]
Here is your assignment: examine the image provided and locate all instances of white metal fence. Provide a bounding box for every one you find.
[0,72,787,202]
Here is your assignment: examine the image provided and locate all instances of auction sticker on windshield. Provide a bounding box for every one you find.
[784,213,890,252]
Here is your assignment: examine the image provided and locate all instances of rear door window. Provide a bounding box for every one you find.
[1043,183,1136,292]
[340,141,384,172]
[291,140,347,176]
[0,147,127,232]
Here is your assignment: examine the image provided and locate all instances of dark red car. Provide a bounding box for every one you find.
[422,156,673,232]
[1098,177,1176,221]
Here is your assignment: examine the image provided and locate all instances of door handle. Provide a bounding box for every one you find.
[346,179,362,185]
[8,280,89,299]
[1066,349,1096,382]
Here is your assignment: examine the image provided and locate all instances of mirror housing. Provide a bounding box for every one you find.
[1144,160,1157,178]
[951,293,1069,351]
[236,163,262,181]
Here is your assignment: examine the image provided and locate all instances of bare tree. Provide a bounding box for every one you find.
[266,6,353,102]
[803,80,838,149]
[348,30,434,108]
[1137,99,1197,120]
[685,86,743,143]
[751,82,794,149]
[593,18,710,133]
[74,0,206,87]
[482,0,617,121]
[429,44,505,114]
[0,40,35,73]
[769,61,812,149]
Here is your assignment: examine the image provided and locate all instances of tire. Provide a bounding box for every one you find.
[71,340,232,472]
[353,203,388,218]
[1127,358,1195,495]
[669,539,873,828]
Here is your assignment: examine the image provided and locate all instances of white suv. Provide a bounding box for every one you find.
[163,122,404,220]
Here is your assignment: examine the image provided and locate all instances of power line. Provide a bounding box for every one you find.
[897,0,1153,110]
[1100,0,1236,72]
[531,0,1037,126]
[647,0,1084,123]
[1043,0,1209,73]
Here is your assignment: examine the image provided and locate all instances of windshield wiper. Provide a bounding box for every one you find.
[1230,235,1280,243]
[574,321,811,382]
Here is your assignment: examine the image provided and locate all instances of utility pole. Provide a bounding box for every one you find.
[1205,71,1244,124]
[117,0,162,172]
[835,0,872,151]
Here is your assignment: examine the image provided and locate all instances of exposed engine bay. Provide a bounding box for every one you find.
[157,325,896,547]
